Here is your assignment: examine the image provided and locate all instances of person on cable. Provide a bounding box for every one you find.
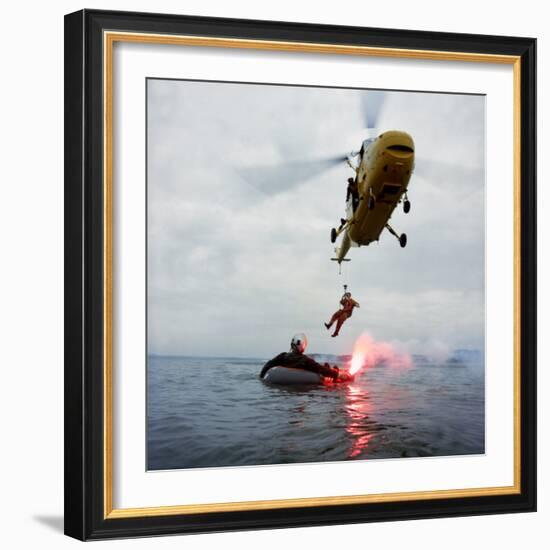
[324,291,360,337]
[260,333,352,382]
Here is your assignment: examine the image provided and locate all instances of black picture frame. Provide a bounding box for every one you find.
[64,8,536,541]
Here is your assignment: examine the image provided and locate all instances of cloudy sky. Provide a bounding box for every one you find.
[147,78,485,358]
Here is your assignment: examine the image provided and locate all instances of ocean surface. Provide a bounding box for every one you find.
[147,353,485,470]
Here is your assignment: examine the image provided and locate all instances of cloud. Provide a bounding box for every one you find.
[147,79,485,358]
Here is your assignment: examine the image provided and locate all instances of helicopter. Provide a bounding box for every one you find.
[237,90,417,265]
[330,130,415,264]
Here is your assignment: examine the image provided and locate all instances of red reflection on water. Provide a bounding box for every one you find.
[344,384,374,458]
[343,334,412,458]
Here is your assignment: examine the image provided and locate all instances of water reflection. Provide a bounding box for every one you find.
[344,383,374,458]
[288,404,306,427]
[148,356,485,469]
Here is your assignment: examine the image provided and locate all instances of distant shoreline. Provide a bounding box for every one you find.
[147,349,484,365]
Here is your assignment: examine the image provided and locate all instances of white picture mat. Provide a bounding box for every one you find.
[112,40,515,509]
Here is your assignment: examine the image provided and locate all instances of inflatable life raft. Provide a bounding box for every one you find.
[262,366,324,386]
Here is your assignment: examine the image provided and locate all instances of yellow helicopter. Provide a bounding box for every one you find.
[237,90,416,264]
[330,130,415,264]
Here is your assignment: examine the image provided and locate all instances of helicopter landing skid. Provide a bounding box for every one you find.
[385,223,407,248]
[330,217,355,243]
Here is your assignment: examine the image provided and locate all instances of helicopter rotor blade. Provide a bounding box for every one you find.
[235,92,387,197]
[236,154,348,196]
[361,90,386,131]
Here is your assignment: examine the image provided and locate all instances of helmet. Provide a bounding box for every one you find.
[290,333,308,354]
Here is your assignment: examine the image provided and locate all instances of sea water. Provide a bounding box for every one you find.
[147,354,484,470]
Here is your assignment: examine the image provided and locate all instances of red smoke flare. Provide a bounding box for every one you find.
[349,333,412,375]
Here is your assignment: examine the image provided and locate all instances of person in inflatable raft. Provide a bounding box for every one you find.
[260,333,353,383]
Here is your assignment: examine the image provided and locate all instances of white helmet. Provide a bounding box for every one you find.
[291,333,308,354]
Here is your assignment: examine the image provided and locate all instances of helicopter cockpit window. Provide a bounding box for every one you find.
[361,138,376,154]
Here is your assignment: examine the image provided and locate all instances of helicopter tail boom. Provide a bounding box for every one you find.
[331,232,352,264]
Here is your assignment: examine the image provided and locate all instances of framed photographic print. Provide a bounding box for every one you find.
[64,9,536,540]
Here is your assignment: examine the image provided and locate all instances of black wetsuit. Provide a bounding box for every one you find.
[346,182,360,212]
[260,351,338,380]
